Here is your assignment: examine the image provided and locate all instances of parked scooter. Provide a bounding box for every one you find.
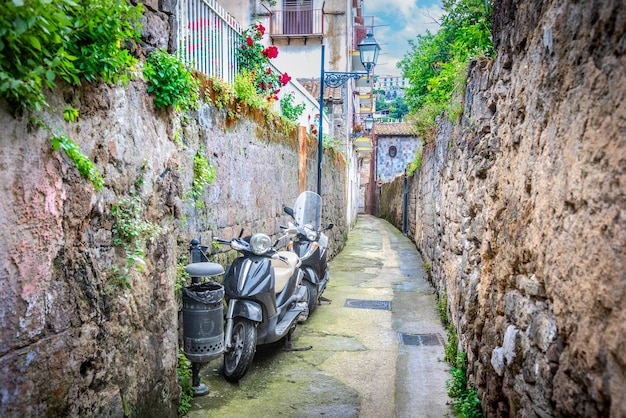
[212,230,310,382]
[283,191,333,315]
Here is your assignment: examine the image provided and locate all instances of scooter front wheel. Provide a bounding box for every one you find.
[223,318,257,382]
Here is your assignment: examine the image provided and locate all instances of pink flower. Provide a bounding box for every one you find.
[255,23,266,36]
[279,73,291,86]
[262,46,279,59]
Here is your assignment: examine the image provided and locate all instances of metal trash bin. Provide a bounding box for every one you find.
[182,282,224,363]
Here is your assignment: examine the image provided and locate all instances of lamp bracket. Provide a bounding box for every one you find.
[323,71,368,88]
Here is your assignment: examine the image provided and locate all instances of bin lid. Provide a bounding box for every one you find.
[185,262,224,277]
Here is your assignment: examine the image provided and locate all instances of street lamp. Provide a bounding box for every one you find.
[317,32,381,195]
[364,114,375,132]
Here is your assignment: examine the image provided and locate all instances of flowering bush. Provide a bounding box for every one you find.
[308,114,319,135]
[237,23,290,102]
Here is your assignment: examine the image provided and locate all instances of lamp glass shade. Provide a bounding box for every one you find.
[364,115,374,131]
[358,33,381,72]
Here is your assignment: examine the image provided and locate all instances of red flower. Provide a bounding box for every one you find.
[279,73,291,86]
[312,129,318,134]
[246,37,254,46]
[262,46,279,59]
[255,23,266,36]
[266,67,272,74]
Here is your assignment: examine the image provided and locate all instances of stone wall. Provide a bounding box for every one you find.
[381,0,625,416]
[0,8,347,418]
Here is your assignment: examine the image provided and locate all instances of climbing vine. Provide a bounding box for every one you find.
[110,165,160,289]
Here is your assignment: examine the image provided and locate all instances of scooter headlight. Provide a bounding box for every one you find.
[303,224,319,241]
[250,233,272,255]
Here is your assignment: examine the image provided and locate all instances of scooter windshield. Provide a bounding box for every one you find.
[293,191,322,230]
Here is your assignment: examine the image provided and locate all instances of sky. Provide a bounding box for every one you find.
[365,0,444,77]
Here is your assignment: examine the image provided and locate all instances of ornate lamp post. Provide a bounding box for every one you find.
[317,32,381,195]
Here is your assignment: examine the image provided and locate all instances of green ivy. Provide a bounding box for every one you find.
[175,253,190,294]
[177,350,194,415]
[190,148,216,201]
[406,147,423,176]
[279,92,305,122]
[51,133,104,191]
[111,193,160,288]
[143,49,199,111]
[0,0,143,112]
[63,106,78,122]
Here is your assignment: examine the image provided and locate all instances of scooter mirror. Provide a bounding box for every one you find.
[284,206,294,218]
[325,223,334,230]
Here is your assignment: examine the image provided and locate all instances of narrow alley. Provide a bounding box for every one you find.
[187,215,451,417]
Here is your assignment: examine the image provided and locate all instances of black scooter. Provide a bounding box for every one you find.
[283,191,333,315]
[212,231,310,382]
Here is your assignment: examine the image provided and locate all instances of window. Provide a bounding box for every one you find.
[388,146,397,158]
[283,0,313,35]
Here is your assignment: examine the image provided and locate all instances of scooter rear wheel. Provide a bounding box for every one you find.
[223,318,257,382]
[304,279,318,314]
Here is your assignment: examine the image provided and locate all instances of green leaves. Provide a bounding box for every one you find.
[50,133,104,191]
[0,0,143,112]
[111,194,161,288]
[190,149,216,201]
[143,49,199,111]
[279,92,305,122]
[399,0,493,142]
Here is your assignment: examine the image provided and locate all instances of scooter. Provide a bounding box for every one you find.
[283,191,333,315]
[212,230,310,382]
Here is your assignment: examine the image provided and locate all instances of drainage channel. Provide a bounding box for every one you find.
[343,298,392,311]
[398,333,443,346]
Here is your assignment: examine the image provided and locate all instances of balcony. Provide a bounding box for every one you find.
[269,8,324,44]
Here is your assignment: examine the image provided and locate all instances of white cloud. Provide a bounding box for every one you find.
[365,1,444,76]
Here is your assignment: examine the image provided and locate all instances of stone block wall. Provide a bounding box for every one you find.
[0,6,348,414]
[381,0,626,416]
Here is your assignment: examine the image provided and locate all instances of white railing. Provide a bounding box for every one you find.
[176,0,241,83]
[176,0,329,134]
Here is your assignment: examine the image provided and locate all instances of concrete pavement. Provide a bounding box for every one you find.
[187,214,451,417]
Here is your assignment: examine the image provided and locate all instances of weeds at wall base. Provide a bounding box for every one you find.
[436,289,483,418]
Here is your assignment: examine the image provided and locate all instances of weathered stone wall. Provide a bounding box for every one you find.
[381,0,625,416]
[0,9,347,418]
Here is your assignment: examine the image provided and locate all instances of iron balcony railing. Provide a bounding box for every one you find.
[176,0,242,83]
[269,8,324,37]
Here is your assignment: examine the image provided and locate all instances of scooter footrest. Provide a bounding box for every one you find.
[275,309,302,336]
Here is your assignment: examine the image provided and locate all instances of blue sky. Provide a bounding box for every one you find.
[366,0,444,77]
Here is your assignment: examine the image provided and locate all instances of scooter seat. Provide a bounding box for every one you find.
[185,262,225,277]
[271,251,300,294]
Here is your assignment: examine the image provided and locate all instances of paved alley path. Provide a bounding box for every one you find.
[188,214,451,417]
